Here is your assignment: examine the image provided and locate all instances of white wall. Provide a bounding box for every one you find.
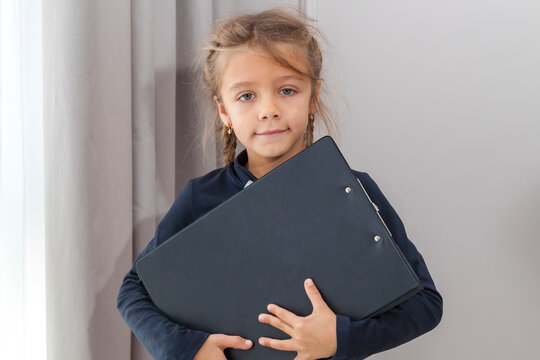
[314,0,540,359]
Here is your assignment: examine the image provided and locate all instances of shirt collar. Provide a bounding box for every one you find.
[232,148,258,187]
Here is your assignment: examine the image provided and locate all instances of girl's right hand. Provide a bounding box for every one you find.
[193,333,253,360]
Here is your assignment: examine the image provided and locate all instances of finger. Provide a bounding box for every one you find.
[304,278,327,313]
[258,336,296,352]
[267,303,299,326]
[258,313,293,335]
[215,334,253,350]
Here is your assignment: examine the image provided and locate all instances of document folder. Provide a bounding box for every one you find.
[136,135,423,359]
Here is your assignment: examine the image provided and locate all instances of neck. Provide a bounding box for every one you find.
[244,142,305,179]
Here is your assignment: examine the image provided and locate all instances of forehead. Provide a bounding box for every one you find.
[219,43,309,87]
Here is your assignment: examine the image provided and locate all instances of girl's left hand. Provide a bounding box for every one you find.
[257,278,337,360]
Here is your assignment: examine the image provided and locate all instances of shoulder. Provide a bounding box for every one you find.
[350,169,387,206]
[154,166,233,244]
[190,165,230,190]
[349,168,406,235]
[350,169,369,182]
[350,169,380,204]
[189,164,238,199]
[188,164,242,220]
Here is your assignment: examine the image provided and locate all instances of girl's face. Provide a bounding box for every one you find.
[215,43,319,176]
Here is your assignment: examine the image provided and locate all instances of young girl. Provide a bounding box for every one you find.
[117,7,443,360]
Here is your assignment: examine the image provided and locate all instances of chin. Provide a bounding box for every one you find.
[251,145,290,159]
[259,149,288,159]
[246,135,304,159]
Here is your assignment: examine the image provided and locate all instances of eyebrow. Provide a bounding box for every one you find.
[228,75,305,92]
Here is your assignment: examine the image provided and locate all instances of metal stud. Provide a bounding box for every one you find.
[374,235,381,242]
[345,186,352,193]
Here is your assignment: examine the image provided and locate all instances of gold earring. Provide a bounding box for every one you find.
[227,123,233,135]
[309,114,314,121]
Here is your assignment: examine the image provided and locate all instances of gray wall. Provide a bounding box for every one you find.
[314,0,539,359]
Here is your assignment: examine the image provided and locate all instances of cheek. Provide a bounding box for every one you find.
[225,104,251,126]
[288,99,310,122]
[289,116,309,133]
[229,102,256,117]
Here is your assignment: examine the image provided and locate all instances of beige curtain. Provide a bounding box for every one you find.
[42,0,217,359]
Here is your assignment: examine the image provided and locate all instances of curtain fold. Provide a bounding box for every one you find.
[131,1,178,359]
[42,0,218,358]
[43,0,133,359]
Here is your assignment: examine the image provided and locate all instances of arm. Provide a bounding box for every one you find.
[116,180,210,360]
[329,172,443,359]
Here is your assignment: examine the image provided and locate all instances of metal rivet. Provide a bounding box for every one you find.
[345,186,352,193]
[374,235,381,242]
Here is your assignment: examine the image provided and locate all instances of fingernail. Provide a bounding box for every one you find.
[259,338,265,345]
[245,340,252,346]
[306,278,313,286]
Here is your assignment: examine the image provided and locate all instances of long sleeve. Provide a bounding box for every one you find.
[329,172,443,359]
[116,179,211,360]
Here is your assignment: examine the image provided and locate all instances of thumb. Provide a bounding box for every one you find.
[215,334,253,350]
[305,278,327,313]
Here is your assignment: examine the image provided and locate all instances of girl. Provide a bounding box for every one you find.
[117,7,443,360]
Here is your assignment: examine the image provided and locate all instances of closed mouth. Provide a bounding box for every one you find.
[256,129,288,135]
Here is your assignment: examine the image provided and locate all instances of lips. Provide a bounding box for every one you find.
[256,129,287,135]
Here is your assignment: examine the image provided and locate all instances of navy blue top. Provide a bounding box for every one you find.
[117,148,443,360]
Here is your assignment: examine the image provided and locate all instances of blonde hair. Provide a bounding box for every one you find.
[194,6,340,166]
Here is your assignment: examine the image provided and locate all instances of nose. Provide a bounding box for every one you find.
[258,98,281,121]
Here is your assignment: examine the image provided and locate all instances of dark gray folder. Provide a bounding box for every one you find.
[136,136,423,359]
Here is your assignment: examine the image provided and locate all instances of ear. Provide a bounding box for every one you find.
[214,95,231,127]
[309,79,322,114]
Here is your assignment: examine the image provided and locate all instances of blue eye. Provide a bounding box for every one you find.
[239,93,254,101]
[280,88,296,95]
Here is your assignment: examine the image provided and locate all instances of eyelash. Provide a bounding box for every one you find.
[238,88,297,102]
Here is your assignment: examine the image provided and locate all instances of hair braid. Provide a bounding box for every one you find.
[304,114,315,148]
[222,124,237,166]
